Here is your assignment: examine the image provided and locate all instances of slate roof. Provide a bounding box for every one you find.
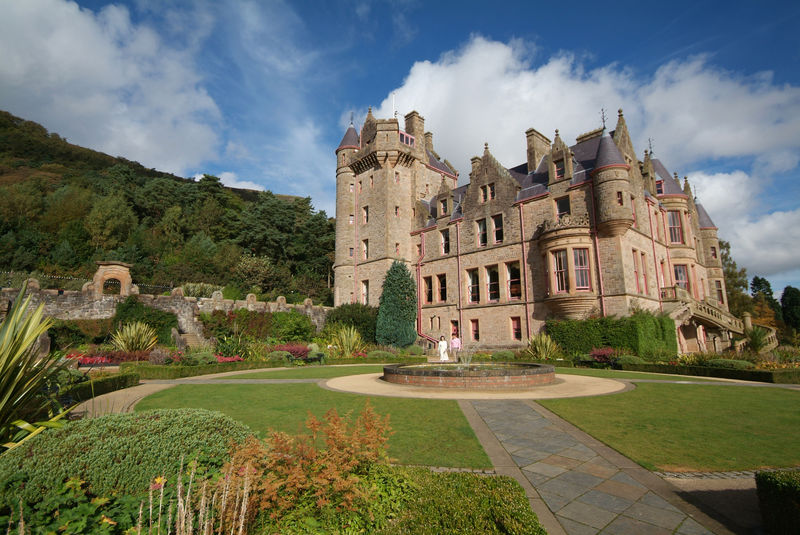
[594,133,627,170]
[337,125,360,150]
[427,150,456,176]
[696,203,717,229]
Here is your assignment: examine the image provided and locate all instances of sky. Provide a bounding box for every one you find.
[1,0,800,295]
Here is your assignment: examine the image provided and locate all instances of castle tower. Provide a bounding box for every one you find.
[696,203,727,310]
[333,121,360,306]
[591,132,633,236]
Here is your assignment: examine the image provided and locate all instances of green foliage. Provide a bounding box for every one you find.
[112,296,178,345]
[379,468,546,535]
[367,350,396,360]
[272,310,314,342]
[781,286,800,331]
[618,363,800,383]
[407,344,424,356]
[720,239,753,317]
[110,321,158,352]
[491,350,516,361]
[546,312,677,360]
[232,252,291,294]
[755,469,800,535]
[267,350,293,362]
[745,326,769,353]
[57,372,139,405]
[706,358,755,370]
[214,334,252,359]
[119,361,275,379]
[325,303,379,344]
[376,261,417,348]
[613,354,645,366]
[0,409,252,504]
[180,282,222,298]
[48,319,112,349]
[327,324,367,359]
[200,309,273,340]
[0,283,63,445]
[523,333,563,361]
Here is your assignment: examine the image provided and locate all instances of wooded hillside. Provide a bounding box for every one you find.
[0,110,335,304]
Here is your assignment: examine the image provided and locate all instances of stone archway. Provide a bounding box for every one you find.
[82,261,138,299]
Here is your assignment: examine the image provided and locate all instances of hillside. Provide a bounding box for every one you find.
[0,110,335,304]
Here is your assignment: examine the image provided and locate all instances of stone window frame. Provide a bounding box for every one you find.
[471,319,480,341]
[555,196,570,218]
[506,261,522,300]
[423,276,433,304]
[715,280,725,305]
[437,273,447,302]
[492,214,504,244]
[440,199,448,215]
[633,249,641,294]
[552,249,569,293]
[573,248,591,291]
[467,268,480,304]
[668,210,684,244]
[555,160,565,179]
[485,264,500,302]
[710,246,717,259]
[362,206,369,224]
[361,280,369,304]
[510,317,522,341]
[441,228,450,255]
[362,239,369,260]
[476,218,488,247]
[674,264,689,291]
[488,183,496,200]
[641,251,649,295]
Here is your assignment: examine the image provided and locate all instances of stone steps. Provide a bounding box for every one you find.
[181,332,205,349]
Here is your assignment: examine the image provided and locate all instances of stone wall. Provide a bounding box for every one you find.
[1,282,331,337]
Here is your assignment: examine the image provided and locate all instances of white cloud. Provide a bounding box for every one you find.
[218,171,265,191]
[375,35,800,283]
[0,0,220,175]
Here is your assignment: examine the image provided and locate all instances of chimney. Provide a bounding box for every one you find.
[424,131,433,152]
[525,128,551,174]
[404,110,425,140]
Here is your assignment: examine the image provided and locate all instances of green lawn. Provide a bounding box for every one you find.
[540,382,800,471]
[218,364,386,379]
[136,383,491,469]
[554,367,725,382]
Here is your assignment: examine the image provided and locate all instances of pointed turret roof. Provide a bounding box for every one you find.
[337,123,360,151]
[696,203,717,229]
[593,132,628,171]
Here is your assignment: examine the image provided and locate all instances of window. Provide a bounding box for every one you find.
[395,243,400,254]
[349,214,354,224]
[674,264,689,290]
[641,252,648,295]
[399,132,415,147]
[370,175,374,187]
[661,260,668,288]
[711,246,717,259]
[476,219,487,247]
[479,185,488,203]
[656,181,663,195]
[555,160,565,178]
[349,247,354,257]
[471,319,480,341]
[574,248,590,290]
[437,274,447,302]
[553,250,568,293]
[361,280,369,304]
[631,195,637,226]
[362,239,369,259]
[362,206,369,223]
[716,280,725,305]
[556,196,570,218]
[412,207,416,217]
[349,183,354,192]
[416,244,422,257]
[358,181,362,192]
[486,265,500,301]
[617,191,624,206]
[511,317,522,341]
[441,229,450,254]
[507,261,521,299]
[395,171,400,184]
[395,206,399,217]
[467,269,480,303]
[492,214,503,243]
[668,210,684,244]
[633,250,640,293]
[488,183,496,199]
[440,199,447,215]
[423,276,433,304]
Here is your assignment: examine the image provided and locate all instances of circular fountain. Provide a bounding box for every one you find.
[382,362,556,390]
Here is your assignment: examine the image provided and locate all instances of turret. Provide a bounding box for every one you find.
[333,121,360,303]
[592,132,633,236]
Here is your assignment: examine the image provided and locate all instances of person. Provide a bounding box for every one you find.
[450,332,461,361]
[438,335,449,362]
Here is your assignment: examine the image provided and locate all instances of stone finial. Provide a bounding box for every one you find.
[618,108,624,117]
[484,142,489,151]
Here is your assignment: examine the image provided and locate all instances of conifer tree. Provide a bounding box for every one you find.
[376,261,417,347]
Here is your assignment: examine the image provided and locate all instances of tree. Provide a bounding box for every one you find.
[376,261,417,347]
[781,286,800,331]
[751,276,783,324]
[84,194,138,250]
[720,240,752,317]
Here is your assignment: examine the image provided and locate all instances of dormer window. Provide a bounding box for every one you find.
[656,181,663,195]
[399,131,415,147]
[440,199,447,214]
[555,160,565,179]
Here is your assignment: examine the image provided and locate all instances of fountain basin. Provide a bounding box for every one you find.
[382,362,556,390]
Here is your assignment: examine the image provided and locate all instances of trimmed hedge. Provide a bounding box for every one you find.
[0,409,252,504]
[58,372,140,404]
[491,350,516,361]
[546,313,677,360]
[619,363,800,383]
[755,469,800,535]
[331,356,428,365]
[706,358,755,370]
[119,361,279,379]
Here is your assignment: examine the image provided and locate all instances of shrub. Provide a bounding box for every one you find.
[307,350,326,363]
[706,358,755,370]
[267,350,293,362]
[407,344,424,356]
[199,310,233,339]
[491,350,516,361]
[181,282,222,298]
[523,333,562,361]
[0,409,252,504]
[57,372,139,405]
[328,324,366,359]
[222,285,243,300]
[376,261,417,348]
[274,343,310,360]
[367,350,396,360]
[272,310,314,341]
[214,333,252,359]
[380,468,546,535]
[110,321,158,352]
[113,296,178,345]
[49,319,112,349]
[590,347,615,365]
[325,303,379,344]
[755,469,800,535]
[613,354,645,366]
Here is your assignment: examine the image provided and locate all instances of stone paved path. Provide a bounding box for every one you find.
[467,399,732,535]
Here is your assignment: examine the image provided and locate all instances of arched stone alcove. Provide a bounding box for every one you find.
[82,261,138,299]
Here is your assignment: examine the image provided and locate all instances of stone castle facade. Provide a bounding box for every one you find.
[333,109,744,352]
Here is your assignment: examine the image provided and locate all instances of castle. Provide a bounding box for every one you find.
[333,108,744,352]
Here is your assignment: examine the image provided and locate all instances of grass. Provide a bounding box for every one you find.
[554,367,725,382]
[540,382,800,471]
[217,364,385,379]
[136,383,491,469]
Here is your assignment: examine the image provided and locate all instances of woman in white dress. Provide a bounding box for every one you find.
[438,336,449,362]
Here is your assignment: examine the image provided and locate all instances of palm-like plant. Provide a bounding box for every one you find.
[328,325,366,359]
[0,283,62,447]
[111,321,158,352]
[523,333,563,361]
[745,326,768,354]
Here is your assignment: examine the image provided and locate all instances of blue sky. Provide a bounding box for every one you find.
[1,0,800,295]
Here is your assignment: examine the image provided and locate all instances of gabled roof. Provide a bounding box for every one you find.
[337,125,360,150]
[696,203,717,229]
[426,149,456,177]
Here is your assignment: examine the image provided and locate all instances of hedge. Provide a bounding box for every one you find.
[546,313,677,360]
[58,372,140,404]
[330,356,428,365]
[113,296,178,345]
[619,363,800,384]
[119,361,279,379]
[755,469,800,534]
